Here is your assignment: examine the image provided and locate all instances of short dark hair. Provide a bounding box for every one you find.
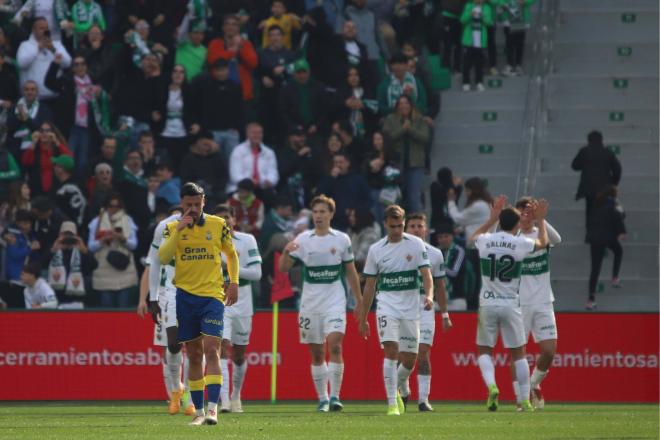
[435,222,454,235]
[515,196,533,210]
[31,196,53,213]
[384,205,405,221]
[23,261,41,277]
[156,161,173,172]
[406,212,427,223]
[213,203,234,216]
[267,24,284,34]
[389,53,409,65]
[587,130,603,145]
[138,130,154,141]
[180,182,205,198]
[499,208,521,231]
[104,192,124,208]
[15,209,34,223]
[310,194,336,213]
[273,195,293,208]
[333,150,351,162]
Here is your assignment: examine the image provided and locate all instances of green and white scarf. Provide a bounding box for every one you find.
[127,32,151,68]
[90,89,111,136]
[72,1,103,24]
[13,97,39,149]
[48,248,85,296]
[386,72,417,111]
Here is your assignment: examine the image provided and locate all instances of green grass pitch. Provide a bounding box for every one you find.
[0,402,657,439]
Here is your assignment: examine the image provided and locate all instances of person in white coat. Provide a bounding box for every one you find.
[13,0,73,41]
[16,17,71,100]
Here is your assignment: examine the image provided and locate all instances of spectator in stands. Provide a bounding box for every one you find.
[13,0,73,41]
[430,167,463,229]
[88,135,117,177]
[485,0,499,76]
[435,222,468,310]
[0,47,19,114]
[381,94,430,213]
[88,192,138,308]
[0,141,21,202]
[392,0,426,45]
[16,18,71,99]
[571,130,622,232]
[316,151,371,231]
[187,58,243,163]
[447,176,492,309]
[586,185,626,311]
[316,132,345,175]
[302,6,347,89]
[156,64,190,173]
[259,0,301,49]
[71,0,106,47]
[228,178,264,237]
[363,130,389,223]
[44,53,106,176]
[21,121,73,195]
[278,58,328,136]
[257,25,296,144]
[207,14,258,102]
[79,24,116,91]
[334,66,379,141]
[277,125,320,211]
[366,0,398,55]
[259,194,294,256]
[123,19,169,68]
[155,162,180,206]
[338,20,373,91]
[45,220,97,305]
[145,173,162,219]
[136,131,159,176]
[88,162,112,215]
[460,0,493,92]
[347,206,381,271]
[340,0,388,83]
[6,80,52,152]
[377,53,427,115]
[120,149,146,187]
[403,40,438,121]
[175,21,208,82]
[1,208,39,282]
[179,132,227,207]
[331,119,369,169]
[31,195,64,259]
[501,0,534,76]
[52,155,87,229]
[228,122,279,206]
[0,181,30,229]
[22,261,58,309]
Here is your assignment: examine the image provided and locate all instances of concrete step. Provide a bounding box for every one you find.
[554,43,660,64]
[543,124,658,142]
[435,142,524,157]
[434,123,524,143]
[445,156,521,176]
[440,109,526,125]
[547,76,660,109]
[560,0,660,13]
[557,11,659,44]
[553,284,659,312]
[546,109,659,127]
[536,141,658,158]
[550,243,658,279]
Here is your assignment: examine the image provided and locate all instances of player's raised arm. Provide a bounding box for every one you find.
[470,195,507,244]
[533,200,550,250]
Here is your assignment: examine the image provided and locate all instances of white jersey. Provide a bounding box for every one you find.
[363,233,431,320]
[474,232,535,307]
[519,222,560,306]
[289,228,354,314]
[225,231,262,317]
[148,214,180,301]
[419,243,446,295]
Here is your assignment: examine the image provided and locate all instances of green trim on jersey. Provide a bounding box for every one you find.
[303,264,343,284]
[378,270,419,292]
[247,260,262,266]
[238,278,252,286]
[521,252,550,276]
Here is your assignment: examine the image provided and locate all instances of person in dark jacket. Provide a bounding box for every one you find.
[279,59,328,136]
[78,25,116,91]
[277,125,320,211]
[571,130,622,231]
[316,151,371,231]
[430,167,463,229]
[0,47,19,113]
[302,6,348,90]
[179,132,228,207]
[333,66,378,140]
[52,155,87,230]
[6,81,52,154]
[585,185,626,311]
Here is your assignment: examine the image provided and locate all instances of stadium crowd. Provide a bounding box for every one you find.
[0,0,543,310]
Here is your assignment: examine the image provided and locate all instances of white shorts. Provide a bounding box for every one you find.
[476,306,526,349]
[153,292,177,346]
[377,314,420,354]
[223,315,253,346]
[298,311,346,345]
[522,302,558,343]
[419,307,435,346]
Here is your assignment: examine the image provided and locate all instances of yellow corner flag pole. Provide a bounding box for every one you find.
[270,301,279,403]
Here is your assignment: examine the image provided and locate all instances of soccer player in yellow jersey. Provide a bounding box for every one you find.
[159,183,239,426]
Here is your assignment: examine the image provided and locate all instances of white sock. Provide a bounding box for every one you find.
[220,358,230,403]
[231,361,247,400]
[162,361,172,398]
[512,381,521,403]
[166,350,183,392]
[182,354,190,391]
[327,362,344,399]
[383,358,398,406]
[514,359,531,402]
[477,354,496,388]
[397,365,412,398]
[417,374,431,404]
[530,367,548,389]
[208,402,217,414]
[311,363,329,402]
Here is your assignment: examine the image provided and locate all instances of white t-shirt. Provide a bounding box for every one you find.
[24,278,58,309]
[363,233,431,320]
[519,222,560,306]
[148,214,180,301]
[419,243,446,294]
[475,231,536,307]
[225,231,262,317]
[289,229,354,314]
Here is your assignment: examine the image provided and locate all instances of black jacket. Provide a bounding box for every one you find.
[180,151,228,202]
[113,67,164,124]
[52,177,88,230]
[571,143,622,199]
[304,7,349,89]
[278,79,328,132]
[0,64,19,104]
[587,198,626,245]
[186,74,244,132]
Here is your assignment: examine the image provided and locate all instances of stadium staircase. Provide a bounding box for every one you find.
[531,0,659,311]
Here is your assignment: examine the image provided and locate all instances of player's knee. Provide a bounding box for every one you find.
[329,343,342,358]
[167,342,182,354]
[187,346,204,364]
[232,346,246,365]
[540,342,557,358]
[204,345,220,360]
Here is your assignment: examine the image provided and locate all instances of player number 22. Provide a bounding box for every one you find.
[299,317,311,330]
[487,253,515,283]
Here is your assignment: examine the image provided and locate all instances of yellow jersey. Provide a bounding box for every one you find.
[261,14,300,49]
[159,214,239,302]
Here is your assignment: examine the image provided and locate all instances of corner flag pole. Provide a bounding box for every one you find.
[270,301,279,403]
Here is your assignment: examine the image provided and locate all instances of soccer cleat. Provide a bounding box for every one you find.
[585,300,597,311]
[418,402,434,412]
[387,405,400,416]
[317,400,330,412]
[462,84,471,92]
[612,277,622,288]
[220,399,231,413]
[230,399,244,413]
[531,387,545,409]
[329,397,344,412]
[486,384,499,412]
[204,409,218,425]
[168,390,182,415]
[520,400,535,412]
[476,83,485,92]
[396,392,407,414]
[189,413,206,426]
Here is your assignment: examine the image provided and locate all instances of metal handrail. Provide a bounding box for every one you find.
[514,0,560,199]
